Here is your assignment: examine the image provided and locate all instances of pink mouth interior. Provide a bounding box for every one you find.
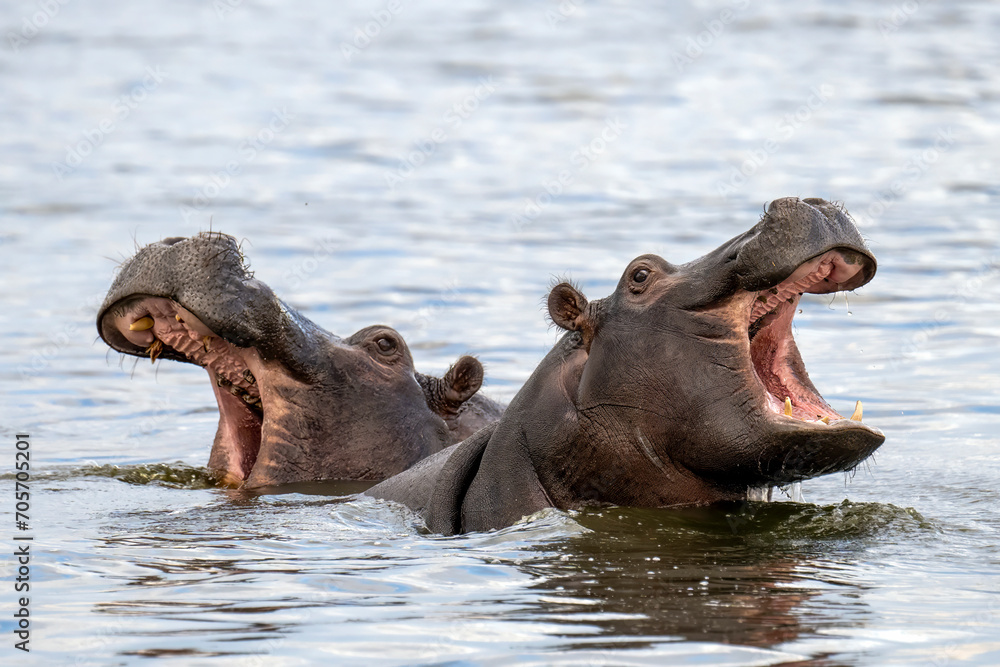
[113,297,262,481]
[747,250,864,423]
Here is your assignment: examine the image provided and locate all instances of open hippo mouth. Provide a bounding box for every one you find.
[364,197,887,533]
[105,295,270,484]
[98,232,500,488]
[746,248,870,427]
[564,197,887,495]
[655,198,884,495]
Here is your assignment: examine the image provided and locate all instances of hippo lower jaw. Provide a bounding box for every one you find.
[741,248,884,483]
[107,296,268,484]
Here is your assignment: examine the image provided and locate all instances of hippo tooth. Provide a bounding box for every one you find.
[820,416,831,425]
[130,316,155,331]
[216,374,231,388]
[243,369,256,385]
[175,314,183,322]
[850,400,863,422]
[784,397,793,417]
[146,339,163,364]
[202,335,212,352]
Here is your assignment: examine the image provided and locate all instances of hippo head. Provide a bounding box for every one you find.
[97,232,498,488]
[546,197,884,502]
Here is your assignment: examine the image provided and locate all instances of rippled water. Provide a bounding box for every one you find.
[2,0,999,664]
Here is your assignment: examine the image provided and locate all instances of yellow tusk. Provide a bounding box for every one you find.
[851,400,863,422]
[820,416,831,425]
[129,316,154,331]
[784,397,793,417]
[203,335,212,353]
[175,314,183,322]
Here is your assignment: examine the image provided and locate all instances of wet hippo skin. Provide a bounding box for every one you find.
[97,232,504,488]
[367,198,885,534]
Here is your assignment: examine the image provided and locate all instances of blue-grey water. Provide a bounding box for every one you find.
[2,0,999,664]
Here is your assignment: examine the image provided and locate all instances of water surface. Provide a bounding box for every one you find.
[1,0,999,664]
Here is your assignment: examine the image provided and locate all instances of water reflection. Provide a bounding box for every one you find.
[77,493,935,663]
[515,504,915,651]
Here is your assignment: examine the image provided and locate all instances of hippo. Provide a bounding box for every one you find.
[367,197,885,534]
[97,232,504,488]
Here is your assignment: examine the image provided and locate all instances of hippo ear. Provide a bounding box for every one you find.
[443,356,484,404]
[548,283,589,331]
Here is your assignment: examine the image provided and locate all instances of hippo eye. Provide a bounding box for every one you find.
[375,337,397,355]
[632,268,650,283]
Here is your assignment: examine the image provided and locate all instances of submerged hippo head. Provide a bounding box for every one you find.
[97,232,503,488]
[368,197,885,534]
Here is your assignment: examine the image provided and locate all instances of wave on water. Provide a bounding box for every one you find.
[571,499,939,549]
[747,499,938,540]
[0,462,218,489]
[341,497,590,545]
